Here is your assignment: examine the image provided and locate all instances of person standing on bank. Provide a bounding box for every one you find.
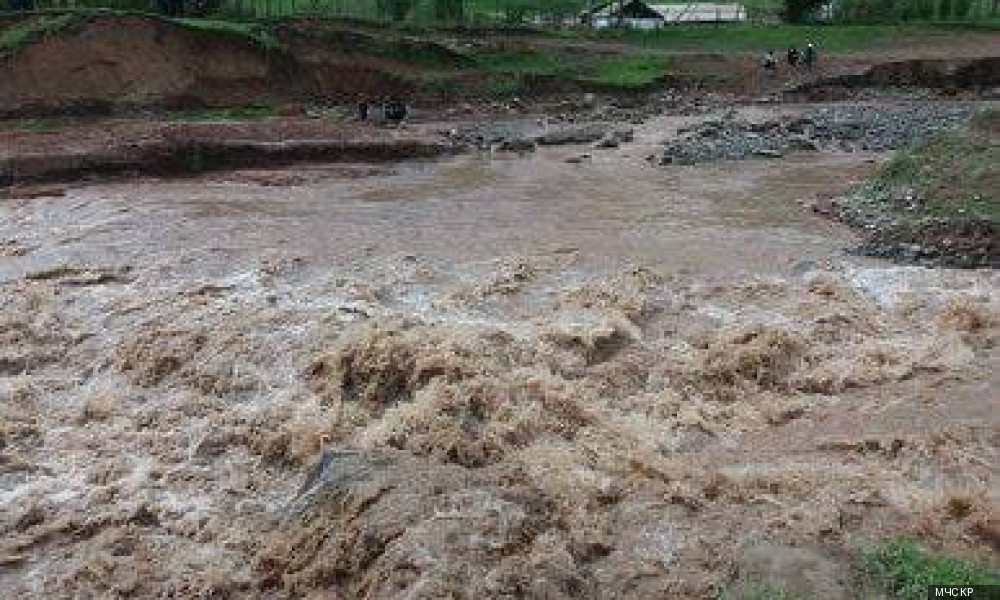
[762,50,778,75]
[803,43,817,71]
[787,47,800,69]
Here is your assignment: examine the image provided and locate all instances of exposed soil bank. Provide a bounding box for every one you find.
[787,56,1000,99]
[0,14,468,118]
[0,13,667,118]
[0,119,458,183]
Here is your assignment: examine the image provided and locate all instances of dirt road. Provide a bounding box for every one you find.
[0,110,997,598]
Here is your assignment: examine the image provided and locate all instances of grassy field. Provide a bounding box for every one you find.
[582,21,1000,53]
[470,47,671,90]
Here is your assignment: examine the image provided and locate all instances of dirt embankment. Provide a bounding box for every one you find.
[0,14,670,118]
[0,14,476,117]
[0,118,459,184]
[5,13,1000,118]
[788,56,1000,99]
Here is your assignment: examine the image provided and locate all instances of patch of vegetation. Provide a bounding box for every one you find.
[0,13,80,56]
[585,23,986,54]
[838,113,999,267]
[403,70,466,93]
[482,72,525,96]
[169,17,282,50]
[471,47,672,92]
[864,120,1000,223]
[472,47,571,77]
[580,54,670,89]
[860,539,1000,600]
[970,106,1000,131]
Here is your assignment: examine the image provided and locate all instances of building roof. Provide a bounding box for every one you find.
[584,1,747,22]
[651,3,747,22]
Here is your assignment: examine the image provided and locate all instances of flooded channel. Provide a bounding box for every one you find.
[1,113,997,598]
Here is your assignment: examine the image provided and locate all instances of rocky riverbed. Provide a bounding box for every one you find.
[659,103,975,165]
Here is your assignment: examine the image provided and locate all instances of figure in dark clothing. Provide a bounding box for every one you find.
[803,43,816,71]
[358,101,369,122]
[762,51,777,74]
[384,97,408,125]
[787,47,800,69]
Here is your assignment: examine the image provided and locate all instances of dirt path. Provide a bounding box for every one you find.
[0,106,997,598]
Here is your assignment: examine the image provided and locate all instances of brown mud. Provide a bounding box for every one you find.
[0,108,997,598]
[0,118,459,184]
[0,14,460,117]
[787,56,1000,100]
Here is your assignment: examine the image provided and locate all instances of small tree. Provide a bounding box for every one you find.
[377,0,414,22]
[433,0,465,23]
[784,0,828,22]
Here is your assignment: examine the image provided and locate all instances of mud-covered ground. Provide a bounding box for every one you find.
[0,107,998,598]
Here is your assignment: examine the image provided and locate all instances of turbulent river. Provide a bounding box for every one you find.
[1,112,997,598]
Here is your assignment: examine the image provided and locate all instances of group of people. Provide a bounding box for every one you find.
[358,97,409,126]
[762,43,817,74]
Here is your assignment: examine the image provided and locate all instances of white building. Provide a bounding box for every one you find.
[583,1,748,29]
[652,3,748,23]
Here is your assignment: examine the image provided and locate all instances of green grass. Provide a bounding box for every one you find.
[472,47,571,76]
[0,13,79,55]
[581,54,671,89]
[483,72,524,96]
[864,120,1000,223]
[0,12,283,53]
[169,17,282,50]
[860,539,1000,600]
[583,23,993,53]
[470,47,671,92]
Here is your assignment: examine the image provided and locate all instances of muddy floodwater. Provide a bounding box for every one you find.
[1,113,998,598]
[4,116,873,286]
